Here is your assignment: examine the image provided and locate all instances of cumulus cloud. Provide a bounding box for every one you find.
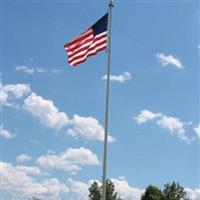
[0,126,15,139]
[0,161,69,200]
[36,147,100,174]
[68,177,143,200]
[68,177,200,200]
[68,179,90,200]
[19,91,114,142]
[68,114,115,142]
[102,72,132,83]
[156,53,184,69]
[17,154,32,163]
[1,84,114,142]
[194,124,200,138]
[134,109,162,124]
[16,65,63,75]
[1,161,199,200]
[135,109,191,143]
[2,83,31,98]
[23,92,69,131]
[0,83,31,106]
[185,188,200,200]
[111,177,144,200]
[15,165,42,175]
[157,115,190,143]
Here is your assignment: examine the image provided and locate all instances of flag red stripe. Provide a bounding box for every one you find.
[67,31,107,53]
[66,36,94,52]
[65,29,92,48]
[68,40,107,64]
[67,34,107,59]
[69,44,106,66]
[65,29,93,48]
[70,46,107,67]
[66,35,93,53]
[64,14,108,66]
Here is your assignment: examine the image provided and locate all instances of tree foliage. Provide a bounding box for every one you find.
[104,179,120,200]
[88,179,121,200]
[163,182,188,200]
[141,182,189,200]
[89,181,102,200]
[141,185,164,200]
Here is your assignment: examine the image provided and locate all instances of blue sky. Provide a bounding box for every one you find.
[1,0,199,200]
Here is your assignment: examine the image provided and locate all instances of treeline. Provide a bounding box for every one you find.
[29,179,190,200]
[88,180,189,200]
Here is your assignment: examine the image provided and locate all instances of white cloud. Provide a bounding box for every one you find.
[156,53,184,69]
[68,178,200,200]
[102,72,132,83]
[0,127,15,139]
[17,154,32,163]
[2,165,197,200]
[0,161,69,200]
[2,163,198,200]
[68,177,144,200]
[3,83,31,98]
[22,91,114,142]
[157,115,190,143]
[68,179,90,200]
[185,188,200,200]
[111,177,144,200]
[135,109,191,143]
[16,65,63,75]
[15,165,42,175]
[1,84,114,142]
[134,109,162,124]
[0,85,8,104]
[194,124,200,138]
[68,114,115,142]
[0,83,31,106]
[36,147,100,174]
[24,92,69,131]
[16,66,35,74]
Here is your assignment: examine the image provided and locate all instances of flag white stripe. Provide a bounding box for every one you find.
[66,34,94,53]
[67,38,94,55]
[66,29,93,49]
[67,31,107,55]
[93,31,107,38]
[69,43,107,66]
[68,37,107,61]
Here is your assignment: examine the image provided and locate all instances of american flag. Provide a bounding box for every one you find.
[64,13,108,67]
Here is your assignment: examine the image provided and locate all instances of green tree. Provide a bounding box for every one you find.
[141,185,164,200]
[88,179,121,200]
[103,179,120,200]
[163,182,188,200]
[89,181,102,200]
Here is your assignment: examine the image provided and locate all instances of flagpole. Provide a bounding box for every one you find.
[102,1,113,200]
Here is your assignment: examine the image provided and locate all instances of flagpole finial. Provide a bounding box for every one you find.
[109,0,114,7]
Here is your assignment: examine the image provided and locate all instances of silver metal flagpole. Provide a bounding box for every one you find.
[102,1,114,200]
